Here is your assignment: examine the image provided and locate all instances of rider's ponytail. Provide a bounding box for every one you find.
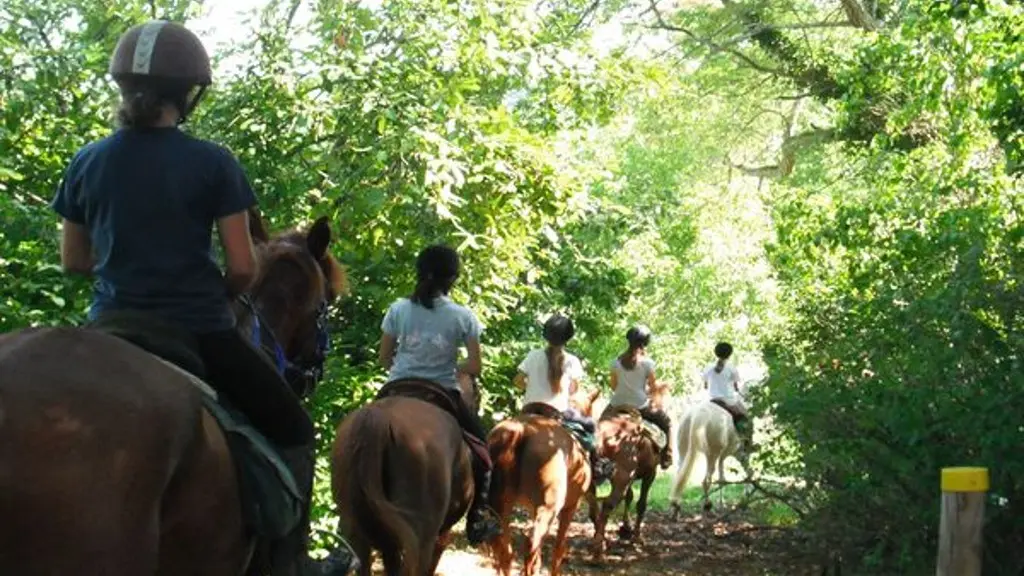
[542,314,575,394]
[620,325,652,370]
[410,245,460,310]
[546,346,566,394]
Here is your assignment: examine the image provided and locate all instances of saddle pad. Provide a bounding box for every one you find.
[640,419,667,451]
[202,395,303,540]
[158,360,302,540]
[562,420,597,453]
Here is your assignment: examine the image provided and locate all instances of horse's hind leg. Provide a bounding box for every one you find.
[618,485,634,540]
[491,507,515,576]
[526,505,556,576]
[702,451,716,512]
[633,473,656,544]
[551,494,582,576]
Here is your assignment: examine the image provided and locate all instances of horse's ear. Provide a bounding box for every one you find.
[307,216,331,260]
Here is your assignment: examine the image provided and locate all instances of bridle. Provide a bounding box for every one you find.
[236,292,330,398]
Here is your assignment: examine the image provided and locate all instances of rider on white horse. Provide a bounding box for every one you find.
[702,342,753,448]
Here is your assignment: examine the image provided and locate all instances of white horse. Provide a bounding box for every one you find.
[668,400,750,517]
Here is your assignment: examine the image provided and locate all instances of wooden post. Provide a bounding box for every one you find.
[936,466,988,576]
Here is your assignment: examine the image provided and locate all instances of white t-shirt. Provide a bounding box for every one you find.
[608,356,656,408]
[704,363,740,401]
[518,348,584,412]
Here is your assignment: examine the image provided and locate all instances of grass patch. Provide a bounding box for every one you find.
[596,472,800,526]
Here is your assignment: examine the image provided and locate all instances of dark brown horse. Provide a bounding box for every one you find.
[330,374,480,576]
[0,214,346,575]
[588,403,661,559]
[486,390,598,576]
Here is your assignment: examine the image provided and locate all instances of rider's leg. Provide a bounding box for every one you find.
[639,406,673,468]
[561,409,612,483]
[196,331,352,575]
[196,330,313,447]
[447,391,501,546]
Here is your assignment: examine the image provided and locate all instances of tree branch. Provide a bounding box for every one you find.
[839,0,880,31]
[647,0,784,77]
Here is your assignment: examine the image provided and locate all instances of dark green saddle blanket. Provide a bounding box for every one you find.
[88,311,302,540]
[521,403,596,452]
[562,420,596,453]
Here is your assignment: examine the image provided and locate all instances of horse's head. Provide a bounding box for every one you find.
[238,211,348,398]
[570,387,602,418]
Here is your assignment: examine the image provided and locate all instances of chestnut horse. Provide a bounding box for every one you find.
[0,214,346,575]
[486,389,600,576]
[330,373,480,576]
[589,404,661,559]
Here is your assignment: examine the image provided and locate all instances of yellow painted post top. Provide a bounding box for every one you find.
[941,467,989,493]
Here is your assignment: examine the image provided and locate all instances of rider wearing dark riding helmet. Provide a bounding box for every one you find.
[514,314,615,484]
[50,20,350,575]
[608,325,673,469]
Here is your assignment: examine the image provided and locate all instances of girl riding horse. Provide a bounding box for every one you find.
[607,325,672,468]
[378,244,501,545]
[703,341,753,447]
[514,313,613,483]
[49,20,348,575]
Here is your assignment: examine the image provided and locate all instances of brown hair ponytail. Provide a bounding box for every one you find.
[546,345,566,394]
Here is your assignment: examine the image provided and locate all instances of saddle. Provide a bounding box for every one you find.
[599,404,668,451]
[376,379,491,469]
[710,398,752,436]
[521,402,596,453]
[87,310,302,541]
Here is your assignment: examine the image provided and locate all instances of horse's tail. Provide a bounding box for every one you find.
[336,406,422,576]
[487,419,526,511]
[670,405,698,504]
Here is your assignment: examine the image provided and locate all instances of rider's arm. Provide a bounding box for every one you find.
[59,220,94,275]
[646,365,663,408]
[217,210,258,297]
[379,333,397,370]
[214,153,260,298]
[609,369,619,391]
[513,372,527,390]
[459,336,482,376]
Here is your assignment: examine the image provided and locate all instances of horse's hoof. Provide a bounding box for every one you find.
[617,524,633,540]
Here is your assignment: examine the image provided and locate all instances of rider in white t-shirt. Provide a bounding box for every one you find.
[702,342,752,445]
[514,314,613,483]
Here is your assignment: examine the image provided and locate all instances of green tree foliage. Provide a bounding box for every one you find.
[4,0,1024,572]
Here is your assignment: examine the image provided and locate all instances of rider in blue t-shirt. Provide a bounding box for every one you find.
[50,20,348,575]
[379,244,502,546]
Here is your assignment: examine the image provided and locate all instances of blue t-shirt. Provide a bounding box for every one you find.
[50,127,257,333]
[381,297,482,390]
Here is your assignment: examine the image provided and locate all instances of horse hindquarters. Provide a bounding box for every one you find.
[333,402,459,576]
[0,328,232,575]
[156,409,249,576]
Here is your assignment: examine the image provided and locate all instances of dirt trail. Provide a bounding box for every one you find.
[402,509,817,576]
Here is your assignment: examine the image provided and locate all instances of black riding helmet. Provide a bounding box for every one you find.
[542,314,575,346]
[626,325,652,348]
[109,20,212,123]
